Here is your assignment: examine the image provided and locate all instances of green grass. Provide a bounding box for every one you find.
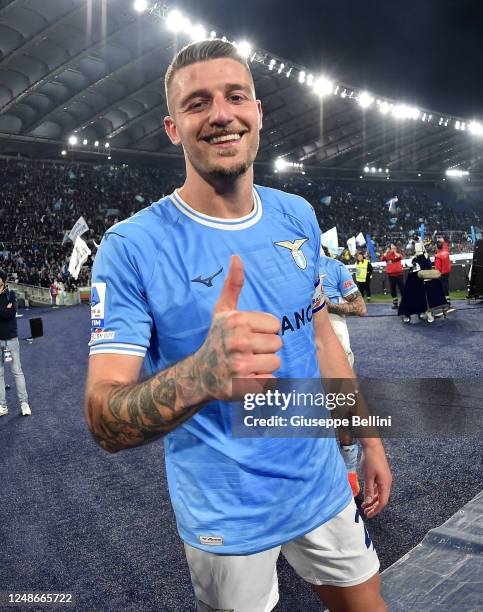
[367,290,467,303]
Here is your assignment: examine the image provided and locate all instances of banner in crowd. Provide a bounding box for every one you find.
[68,236,91,279]
[386,196,398,214]
[346,236,357,256]
[321,226,339,255]
[355,232,366,246]
[470,225,477,244]
[365,234,377,260]
[68,216,89,243]
[419,223,425,240]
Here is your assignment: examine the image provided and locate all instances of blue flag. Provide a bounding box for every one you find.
[470,225,477,245]
[419,223,425,240]
[365,234,376,260]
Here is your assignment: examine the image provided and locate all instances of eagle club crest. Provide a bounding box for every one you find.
[274,238,309,269]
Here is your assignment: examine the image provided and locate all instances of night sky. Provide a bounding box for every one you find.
[178,0,483,120]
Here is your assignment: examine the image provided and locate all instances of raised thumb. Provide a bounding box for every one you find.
[214,255,244,314]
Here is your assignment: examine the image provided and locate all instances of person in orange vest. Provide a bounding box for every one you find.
[381,244,405,309]
[435,238,452,302]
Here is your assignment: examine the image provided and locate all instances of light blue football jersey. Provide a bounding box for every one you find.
[320,256,358,304]
[89,185,351,554]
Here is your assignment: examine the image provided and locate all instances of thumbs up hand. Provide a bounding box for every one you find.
[195,255,282,401]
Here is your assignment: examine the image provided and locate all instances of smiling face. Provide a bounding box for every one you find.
[164,58,262,182]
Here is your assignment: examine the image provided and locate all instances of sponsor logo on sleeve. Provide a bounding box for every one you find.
[343,279,355,289]
[90,330,115,342]
[91,282,106,329]
[312,280,325,311]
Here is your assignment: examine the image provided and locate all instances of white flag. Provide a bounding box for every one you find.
[385,196,398,214]
[355,232,366,246]
[68,236,91,279]
[320,196,331,206]
[68,216,89,243]
[321,227,339,256]
[346,236,357,257]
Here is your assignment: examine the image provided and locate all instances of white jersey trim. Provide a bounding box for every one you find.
[89,343,146,357]
[170,188,262,230]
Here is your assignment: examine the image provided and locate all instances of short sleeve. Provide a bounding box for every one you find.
[309,204,325,313]
[339,264,358,299]
[89,231,152,357]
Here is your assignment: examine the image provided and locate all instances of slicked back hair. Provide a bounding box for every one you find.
[164,39,254,111]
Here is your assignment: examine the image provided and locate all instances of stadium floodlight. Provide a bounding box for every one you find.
[385,168,389,173]
[105,142,110,148]
[379,101,390,115]
[274,157,288,172]
[468,121,483,136]
[340,89,347,98]
[446,168,469,178]
[190,24,207,42]
[94,140,99,147]
[364,166,370,173]
[237,40,252,59]
[392,104,419,120]
[209,30,216,38]
[286,67,293,78]
[107,155,112,160]
[306,74,314,87]
[133,0,148,12]
[269,58,276,71]
[61,150,67,156]
[68,135,78,145]
[370,167,376,173]
[378,168,382,172]
[166,9,185,33]
[82,139,88,145]
[277,62,285,74]
[313,76,334,97]
[358,91,374,109]
[298,71,306,84]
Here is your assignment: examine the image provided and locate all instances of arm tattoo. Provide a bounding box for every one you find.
[87,314,235,453]
[326,291,365,316]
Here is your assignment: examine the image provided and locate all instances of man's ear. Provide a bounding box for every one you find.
[256,100,263,131]
[164,116,181,146]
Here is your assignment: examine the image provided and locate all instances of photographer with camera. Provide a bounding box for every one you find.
[0,270,31,417]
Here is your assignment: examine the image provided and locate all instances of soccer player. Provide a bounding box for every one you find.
[85,40,391,612]
[320,248,367,497]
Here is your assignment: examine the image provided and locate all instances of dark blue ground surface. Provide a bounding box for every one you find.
[0,302,481,611]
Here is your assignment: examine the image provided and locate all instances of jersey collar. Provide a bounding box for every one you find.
[169,187,262,231]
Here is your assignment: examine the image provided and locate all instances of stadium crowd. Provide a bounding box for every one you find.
[0,157,481,290]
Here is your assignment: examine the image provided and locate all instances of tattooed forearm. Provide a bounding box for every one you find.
[86,313,236,453]
[326,292,366,317]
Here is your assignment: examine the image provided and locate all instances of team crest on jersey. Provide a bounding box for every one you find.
[274,238,309,269]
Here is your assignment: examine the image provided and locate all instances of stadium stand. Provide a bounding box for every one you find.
[1,157,481,290]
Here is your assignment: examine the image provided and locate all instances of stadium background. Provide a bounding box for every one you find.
[0,1,482,610]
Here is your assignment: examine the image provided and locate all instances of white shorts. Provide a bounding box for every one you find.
[185,499,379,612]
[328,313,354,367]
